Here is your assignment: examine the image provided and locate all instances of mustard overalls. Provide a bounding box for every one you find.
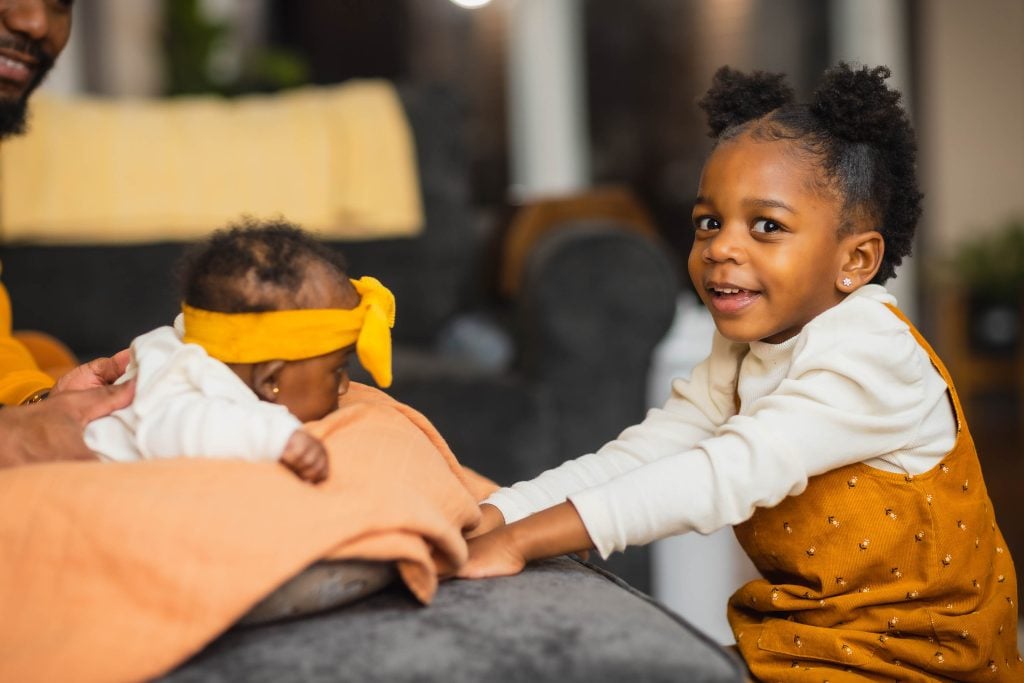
[729,307,1021,682]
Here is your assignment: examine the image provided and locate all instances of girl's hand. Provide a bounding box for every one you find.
[458,501,596,580]
[464,503,505,539]
[458,527,527,579]
[279,429,329,483]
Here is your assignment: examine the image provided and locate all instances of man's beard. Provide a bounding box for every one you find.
[0,37,55,139]
[0,95,30,138]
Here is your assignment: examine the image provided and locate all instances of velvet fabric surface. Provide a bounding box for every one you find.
[161,558,743,683]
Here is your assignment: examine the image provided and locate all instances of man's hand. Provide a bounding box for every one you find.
[52,349,132,394]
[0,381,136,468]
[279,429,329,484]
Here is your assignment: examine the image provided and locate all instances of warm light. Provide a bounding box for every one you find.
[449,0,492,8]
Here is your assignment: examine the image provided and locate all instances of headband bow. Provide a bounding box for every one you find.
[181,276,395,387]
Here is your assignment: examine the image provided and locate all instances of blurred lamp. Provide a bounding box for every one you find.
[450,0,492,8]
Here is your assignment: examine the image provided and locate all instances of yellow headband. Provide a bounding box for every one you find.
[181,276,395,387]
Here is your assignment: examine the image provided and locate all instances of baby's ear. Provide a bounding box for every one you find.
[252,359,287,402]
[838,229,884,290]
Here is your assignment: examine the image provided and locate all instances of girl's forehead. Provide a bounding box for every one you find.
[698,136,832,203]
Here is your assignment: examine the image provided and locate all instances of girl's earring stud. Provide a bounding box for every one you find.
[842,277,853,288]
[271,385,280,396]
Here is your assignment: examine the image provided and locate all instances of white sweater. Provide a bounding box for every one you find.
[84,323,301,463]
[484,285,957,559]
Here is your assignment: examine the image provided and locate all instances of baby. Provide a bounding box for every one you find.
[84,219,395,483]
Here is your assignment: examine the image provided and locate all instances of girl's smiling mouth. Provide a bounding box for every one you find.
[707,283,762,314]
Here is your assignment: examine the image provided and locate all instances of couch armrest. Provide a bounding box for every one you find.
[159,557,744,682]
[517,221,679,459]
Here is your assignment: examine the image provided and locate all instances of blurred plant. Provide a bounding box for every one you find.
[163,0,309,96]
[950,218,1024,302]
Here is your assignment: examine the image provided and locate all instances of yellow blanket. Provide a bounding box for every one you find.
[0,81,423,244]
[0,383,495,683]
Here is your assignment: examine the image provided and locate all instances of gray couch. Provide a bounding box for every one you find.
[159,558,743,682]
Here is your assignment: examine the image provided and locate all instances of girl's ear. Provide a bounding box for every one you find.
[252,359,287,402]
[838,230,884,292]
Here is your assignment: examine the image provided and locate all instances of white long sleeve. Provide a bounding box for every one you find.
[484,286,957,558]
[84,326,301,463]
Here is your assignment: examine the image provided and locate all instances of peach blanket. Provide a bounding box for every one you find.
[0,384,495,683]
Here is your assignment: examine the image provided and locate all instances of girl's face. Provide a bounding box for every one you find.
[688,134,849,344]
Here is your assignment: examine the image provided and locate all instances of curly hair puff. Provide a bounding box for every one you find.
[179,217,349,312]
[698,62,922,284]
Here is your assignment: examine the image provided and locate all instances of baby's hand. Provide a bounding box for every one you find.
[279,429,329,484]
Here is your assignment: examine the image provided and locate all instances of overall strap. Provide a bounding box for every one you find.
[884,303,964,433]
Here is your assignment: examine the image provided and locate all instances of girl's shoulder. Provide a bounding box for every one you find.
[803,285,908,341]
[793,286,927,384]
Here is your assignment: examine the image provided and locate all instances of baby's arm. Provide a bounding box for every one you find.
[278,429,329,483]
[135,392,301,462]
[138,396,330,482]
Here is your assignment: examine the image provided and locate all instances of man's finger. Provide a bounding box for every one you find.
[64,380,137,425]
[87,354,126,385]
[111,348,132,375]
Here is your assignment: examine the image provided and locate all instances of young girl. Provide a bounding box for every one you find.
[459,64,1021,681]
[84,220,395,484]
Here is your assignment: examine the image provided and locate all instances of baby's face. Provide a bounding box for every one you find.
[276,344,354,422]
[276,265,361,422]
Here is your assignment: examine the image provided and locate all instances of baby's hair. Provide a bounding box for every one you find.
[180,217,348,312]
[697,62,921,283]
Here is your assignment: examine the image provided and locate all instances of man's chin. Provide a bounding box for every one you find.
[0,97,29,139]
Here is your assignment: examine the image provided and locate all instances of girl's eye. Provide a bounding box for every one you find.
[752,219,783,234]
[694,216,720,231]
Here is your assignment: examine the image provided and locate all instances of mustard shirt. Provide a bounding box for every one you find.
[0,273,55,404]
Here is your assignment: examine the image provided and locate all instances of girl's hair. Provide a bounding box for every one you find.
[697,62,921,284]
[180,217,348,312]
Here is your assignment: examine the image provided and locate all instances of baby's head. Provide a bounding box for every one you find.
[179,218,394,421]
[689,63,921,343]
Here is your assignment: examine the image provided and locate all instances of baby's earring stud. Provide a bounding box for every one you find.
[271,385,280,395]
[842,277,853,288]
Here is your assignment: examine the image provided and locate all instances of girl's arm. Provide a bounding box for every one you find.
[473,300,946,566]
[459,501,594,578]
[485,333,745,524]
[567,306,942,559]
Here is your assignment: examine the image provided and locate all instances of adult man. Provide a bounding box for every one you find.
[0,0,134,466]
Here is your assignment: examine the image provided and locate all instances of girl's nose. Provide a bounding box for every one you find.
[702,226,745,264]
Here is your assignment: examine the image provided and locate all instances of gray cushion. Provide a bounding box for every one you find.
[161,557,742,682]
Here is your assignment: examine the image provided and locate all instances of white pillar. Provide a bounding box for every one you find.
[40,4,86,95]
[829,0,918,322]
[505,0,590,200]
[92,0,165,96]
